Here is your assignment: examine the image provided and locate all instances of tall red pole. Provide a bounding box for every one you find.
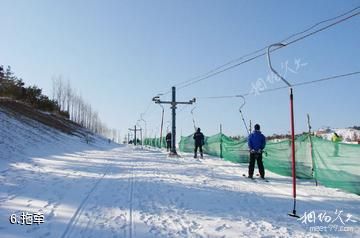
[289,88,298,217]
[267,43,299,218]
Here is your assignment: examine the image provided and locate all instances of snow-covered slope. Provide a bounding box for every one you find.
[0,101,359,238]
[316,127,360,143]
[0,99,110,172]
[1,144,359,238]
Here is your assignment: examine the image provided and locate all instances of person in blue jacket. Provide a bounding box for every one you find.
[248,124,266,179]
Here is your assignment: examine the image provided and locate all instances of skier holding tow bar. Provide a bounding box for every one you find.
[247,124,266,179]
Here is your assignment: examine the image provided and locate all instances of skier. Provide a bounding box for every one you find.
[193,127,204,158]
[247,124,266,179]
[166,132,172,152]
[331,132,341,157]
[331,132,342,142]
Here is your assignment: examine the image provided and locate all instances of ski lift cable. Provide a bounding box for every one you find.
[158,104,165,147]
[140,8,359,135]
[178,104,191,113]
[140,93,165,121]
[190,103,197,132]
[198,71,360,99]
[238,95,250,135]
[281,6,359,45]
[157,7,359,96]
[143,100,153,115]
[176,104,192,123]
[165,120,171,133]
[176,11,359,91]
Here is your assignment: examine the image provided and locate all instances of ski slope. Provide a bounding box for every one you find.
[1,143,359,238]
[1,106,359,238]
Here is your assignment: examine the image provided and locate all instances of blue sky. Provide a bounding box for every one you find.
[1,0,359,139]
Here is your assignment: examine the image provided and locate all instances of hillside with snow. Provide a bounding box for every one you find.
[0,99,110,167]
[316,127,360,143]
[0,100,359,238]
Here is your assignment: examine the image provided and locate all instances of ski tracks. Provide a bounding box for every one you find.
[128,163,135,238]
[60,160,112,238]
[60,147,139,238]
[132,156,206,237]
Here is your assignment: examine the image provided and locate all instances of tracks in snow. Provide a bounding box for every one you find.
[60,162,112,238]
[60,149,137,238]
[128,164,135,238]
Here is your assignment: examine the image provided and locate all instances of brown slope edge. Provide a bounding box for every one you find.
[0,98,86,136]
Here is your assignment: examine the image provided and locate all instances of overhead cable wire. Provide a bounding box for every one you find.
[200,71,360,99]
[176,11,359,91]
[178,104,191,113]
[140,7,359,135]
[281,6,359,43]
[158,6,359,95]
[178,6,359,87]
[142,100,153,116]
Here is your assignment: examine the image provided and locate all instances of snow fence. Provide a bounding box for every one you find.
[144,133,360,195]
[143,137,166,148]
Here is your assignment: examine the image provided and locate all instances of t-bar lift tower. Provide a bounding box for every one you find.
[153,86,195,156]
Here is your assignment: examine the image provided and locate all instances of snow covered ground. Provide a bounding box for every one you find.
[1,142,359,237]
[1,107,359,238]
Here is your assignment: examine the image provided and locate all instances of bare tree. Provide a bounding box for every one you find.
[51,76,118,139]
[66,80,72,114]
[56,76,64,110]
[51,76,56,101]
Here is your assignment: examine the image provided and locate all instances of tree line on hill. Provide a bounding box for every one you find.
[0,65,63,113]
[0,65,121,142]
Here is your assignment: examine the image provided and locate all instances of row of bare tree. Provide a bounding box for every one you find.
[51,76,121,142]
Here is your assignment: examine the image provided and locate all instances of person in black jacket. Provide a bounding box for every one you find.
[193,127,204,158]
[165,132,172,152]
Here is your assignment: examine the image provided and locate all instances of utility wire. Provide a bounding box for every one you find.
[177,11,359,91]
[283,11,359,46]
[281,6,359,44]
[201,71,360,99]
[143,7,359,131]
[159,6,359,95]
[178,104,191,113]
[143,72,360,137]
[143,100,153,115]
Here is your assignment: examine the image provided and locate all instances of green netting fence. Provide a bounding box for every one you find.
[143,137,166,148]
[310,136,360,195]
[178,133,250,163]
[144,133,360,195]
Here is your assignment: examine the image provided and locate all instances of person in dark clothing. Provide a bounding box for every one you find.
[166,132,172,152]
[248,124,266,179]
[193,127,205,158]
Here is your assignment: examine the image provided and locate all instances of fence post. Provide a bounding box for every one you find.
[307,114,317,186]
[220,124,223,159]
